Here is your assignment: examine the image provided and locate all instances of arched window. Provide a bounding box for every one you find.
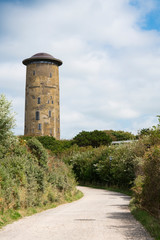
[49,111,51,118]
[38,123,41,130]
[36,111,40,120]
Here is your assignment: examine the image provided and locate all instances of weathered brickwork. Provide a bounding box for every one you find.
[23,53,62,140]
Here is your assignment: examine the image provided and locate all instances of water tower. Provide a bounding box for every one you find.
[22,53,62,139]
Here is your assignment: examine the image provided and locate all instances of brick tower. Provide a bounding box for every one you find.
[22,53,62,139]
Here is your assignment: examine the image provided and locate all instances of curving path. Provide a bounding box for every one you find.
[0,186,153,240]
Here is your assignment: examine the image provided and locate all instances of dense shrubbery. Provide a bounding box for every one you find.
[132,120,160,218]
[73,130,112,147]
[20,130,135,154]
[63,142,145,188]
[141,147,160,217]
[103,130,136,141]
[0,139,77,216]
[138,128,151,137]
[27,137,48,169]
[19,135,73,155]
[96,144,137,188]
[64,146,104,184]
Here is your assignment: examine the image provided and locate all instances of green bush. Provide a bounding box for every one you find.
[0,154,38,209]
[132,174,144,205]
[0,138,77,215]
[132,117,160,217]
[65,141,144,188]
[141,147,160,217]
[94,147,114,185]
[95,144,141,188]
[27,137,48,169]
[73,130,112,148]
[110,144,138,188]
[104,130,136,141]
[19,136,73,155]
[0,94,15,145]
[64,146,106,184]
[48,158,76,192]
[133,146,160,218]
[138,128,151,137]
[38,137,73,155]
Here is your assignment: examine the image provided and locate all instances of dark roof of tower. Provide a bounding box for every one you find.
[22,52,63,66]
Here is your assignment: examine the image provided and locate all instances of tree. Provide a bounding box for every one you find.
[73,130,112,147]
[104,130,135,141]
[0,94,15,144]
[138,128,151,137]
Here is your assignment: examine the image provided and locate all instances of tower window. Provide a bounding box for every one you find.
[49,111,51,118]
[36,111,40,120]
[52,100,54,104]
[33,70,35,75]
[38,123,41,130]
[50,73,52,78]
[48,100,49,104]
[37,97,41,104]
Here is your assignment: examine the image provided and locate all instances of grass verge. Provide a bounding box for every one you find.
[0,189,83,229]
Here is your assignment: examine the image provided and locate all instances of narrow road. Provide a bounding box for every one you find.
[0,186,153,240]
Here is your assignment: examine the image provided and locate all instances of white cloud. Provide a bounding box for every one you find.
[0,0,160,138]
[1,63,25,93]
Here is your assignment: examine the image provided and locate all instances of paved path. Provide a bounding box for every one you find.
[0,186,153,240]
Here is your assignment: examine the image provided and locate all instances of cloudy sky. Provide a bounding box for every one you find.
[1,0,160,139]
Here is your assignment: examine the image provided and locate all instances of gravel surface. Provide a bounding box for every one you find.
[0,186,154,240]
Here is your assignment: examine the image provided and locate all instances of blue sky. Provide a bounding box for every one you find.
[145,10,160,31]
[1,0,160,139]
[133,0,160,31]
